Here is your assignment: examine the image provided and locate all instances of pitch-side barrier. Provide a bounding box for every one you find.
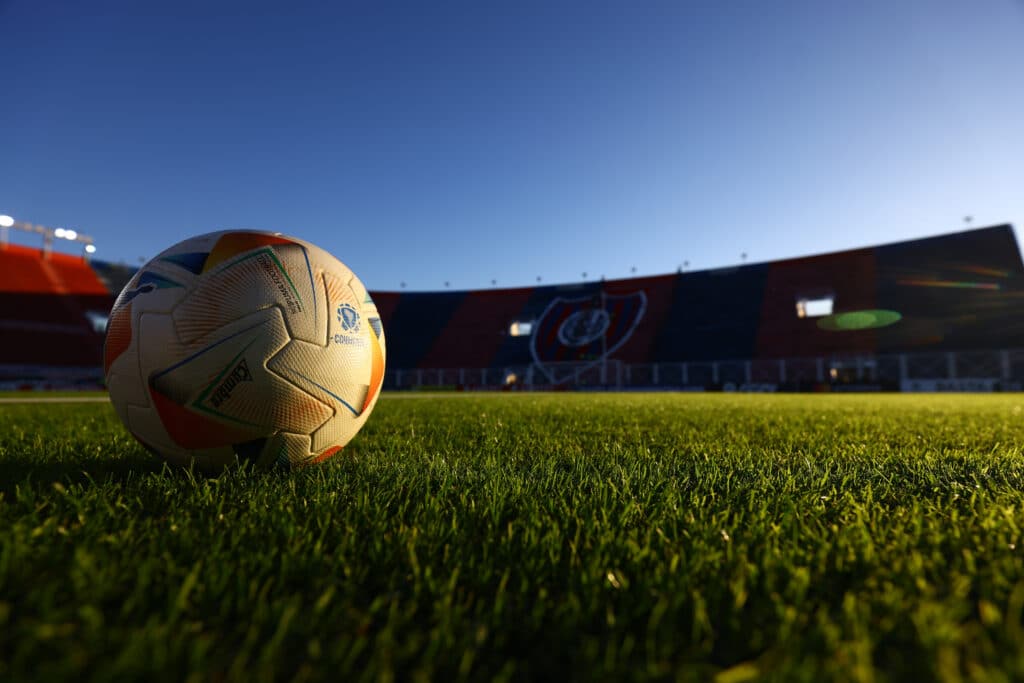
[387,349,1024,393]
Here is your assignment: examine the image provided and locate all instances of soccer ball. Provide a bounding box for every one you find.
[104,230,386,471]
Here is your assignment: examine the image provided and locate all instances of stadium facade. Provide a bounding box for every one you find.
[2,224,1022,391]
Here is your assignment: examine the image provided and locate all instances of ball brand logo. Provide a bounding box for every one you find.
[337,303,361,334]
[256,252,302,315]
[210,358,253,408]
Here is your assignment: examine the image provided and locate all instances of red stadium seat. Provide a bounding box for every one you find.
[0,244,114,368]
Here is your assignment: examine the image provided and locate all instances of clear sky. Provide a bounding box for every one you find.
[1,0,1022,291]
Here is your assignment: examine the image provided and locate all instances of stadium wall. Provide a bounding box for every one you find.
[374,224,1024,388]
[0,224,1021,390]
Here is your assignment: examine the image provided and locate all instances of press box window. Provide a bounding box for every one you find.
[796,296,833,318]
[509,320,533,336]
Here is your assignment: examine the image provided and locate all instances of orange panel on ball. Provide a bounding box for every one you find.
[104,303,133,375]
[202,232,297,274]
[150,388,261,449]
[362,329,385,412]
[309,445,343,465]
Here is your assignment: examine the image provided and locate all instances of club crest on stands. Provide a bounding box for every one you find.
[530,290,647,384]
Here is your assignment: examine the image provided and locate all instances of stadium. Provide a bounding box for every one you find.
[5,218,1024,680]
[5,2,1024,680]
[3,219,1024,394]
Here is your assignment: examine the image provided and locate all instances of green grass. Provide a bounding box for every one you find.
[4,393,1024,682]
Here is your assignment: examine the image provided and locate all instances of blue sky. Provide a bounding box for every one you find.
[1,0,1022,291]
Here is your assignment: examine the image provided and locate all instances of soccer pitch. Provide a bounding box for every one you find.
[3,393,1024,681]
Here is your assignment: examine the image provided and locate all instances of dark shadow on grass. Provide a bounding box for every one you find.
[0,450,294,496]
[0,452,176,496]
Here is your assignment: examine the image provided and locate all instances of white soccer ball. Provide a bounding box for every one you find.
[104,230,386,471]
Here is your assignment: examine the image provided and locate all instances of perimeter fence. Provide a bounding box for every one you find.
[386,349,1024,392]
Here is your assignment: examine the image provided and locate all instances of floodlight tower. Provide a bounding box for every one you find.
[0,215,97,259]
[0,214,13,249]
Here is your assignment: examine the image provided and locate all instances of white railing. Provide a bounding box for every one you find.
[387,349,1024,392]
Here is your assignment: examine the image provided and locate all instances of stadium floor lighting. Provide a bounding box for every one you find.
[0,214,13,228]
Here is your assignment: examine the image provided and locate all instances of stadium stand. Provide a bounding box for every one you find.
[89,259,137,296]
[1,223,1021,391]
[374,224,1024,390]
[0,244,114,386]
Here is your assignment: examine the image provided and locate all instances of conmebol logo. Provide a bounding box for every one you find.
[337,303,361,334]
